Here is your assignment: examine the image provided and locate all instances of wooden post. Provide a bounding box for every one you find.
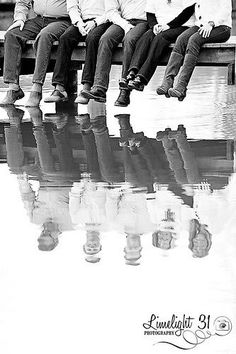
[227,61,235,85]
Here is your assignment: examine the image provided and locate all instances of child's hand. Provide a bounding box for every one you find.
[198,23,213,38]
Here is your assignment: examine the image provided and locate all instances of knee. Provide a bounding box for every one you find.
[99,33,114,49]
[35,29,55,46]
[4,30,16,42]
[85,31,98,46]
[186,34,201,55]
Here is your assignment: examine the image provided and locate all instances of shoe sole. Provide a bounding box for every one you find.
[44,97,68,103]
[114,101,129,107]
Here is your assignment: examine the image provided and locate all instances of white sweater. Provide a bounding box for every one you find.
[105,0,147,33]
[194,0,232,28]
[145,0,196,27]
[67,0,106,25]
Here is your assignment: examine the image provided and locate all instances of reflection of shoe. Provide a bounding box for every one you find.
[82,87,106,103]
[25,91,42,107]
[168,88,186,101]
[44,89,68,103]
[75,91,89,104]
[1,105,24,125]
[114,89,130,107]
[168,130,186,140]
[27,107,43,126]
[75,113,91,132]
[0,88,24,106]
[128,77,144,91]
[156,128,171,141]
[44,113,68,130]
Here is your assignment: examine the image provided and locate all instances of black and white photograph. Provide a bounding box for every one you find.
[0,0,236,353]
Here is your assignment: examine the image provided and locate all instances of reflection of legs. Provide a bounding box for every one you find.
[161,137,188,184]
[82,131,101,180]
[93,127,120,183]
[137,140,164,182]
[33,126,55,174]
[53,129,75,173]
[173,134,200,184]
[5,126,24,174]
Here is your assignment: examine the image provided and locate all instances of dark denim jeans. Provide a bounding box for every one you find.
[52,22,111,87]
[129,26,188,84]
[93,20,148,91]
[3,16,70,85]
[173,25,231,57]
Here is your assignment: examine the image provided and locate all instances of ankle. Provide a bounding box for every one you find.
[32,83,42,93]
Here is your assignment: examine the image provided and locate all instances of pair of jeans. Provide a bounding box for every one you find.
[129,26,188,84]
[173,25,231,58]
[171,25,231,92]
[3,16,70,85]
[93,20,148,91]
[52,22,111,87]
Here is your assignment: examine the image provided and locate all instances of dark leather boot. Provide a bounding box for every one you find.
[114,89,131,107]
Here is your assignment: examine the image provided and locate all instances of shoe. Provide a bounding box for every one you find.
[156,85,171,98]
[25,91,42,107]
[44,89,68,103]
[81,87,106,103]
[0,88,24,106]
[44,113,68,131]
[75,91,89,104]
[128,77,144,91]
[119,78,128,89]
[114,89,130,107]
[126,71,136,82]
[168,88,186,101]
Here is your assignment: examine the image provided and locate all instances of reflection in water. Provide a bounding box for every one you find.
[1,100,235,263]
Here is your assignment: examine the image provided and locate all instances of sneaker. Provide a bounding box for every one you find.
[81,87,106,103]
[128,77,144,91]
[75,91,89,104]
[114,89,130,107]
[25,91,42,107]
[0,88,24,106]
[119,78,128,89]
[44,89,68,103]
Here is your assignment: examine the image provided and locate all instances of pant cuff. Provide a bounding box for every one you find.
[93,84,107,92]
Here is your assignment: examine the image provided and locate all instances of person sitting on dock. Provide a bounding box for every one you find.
[44,0,110,104]
[0,0,71,107]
